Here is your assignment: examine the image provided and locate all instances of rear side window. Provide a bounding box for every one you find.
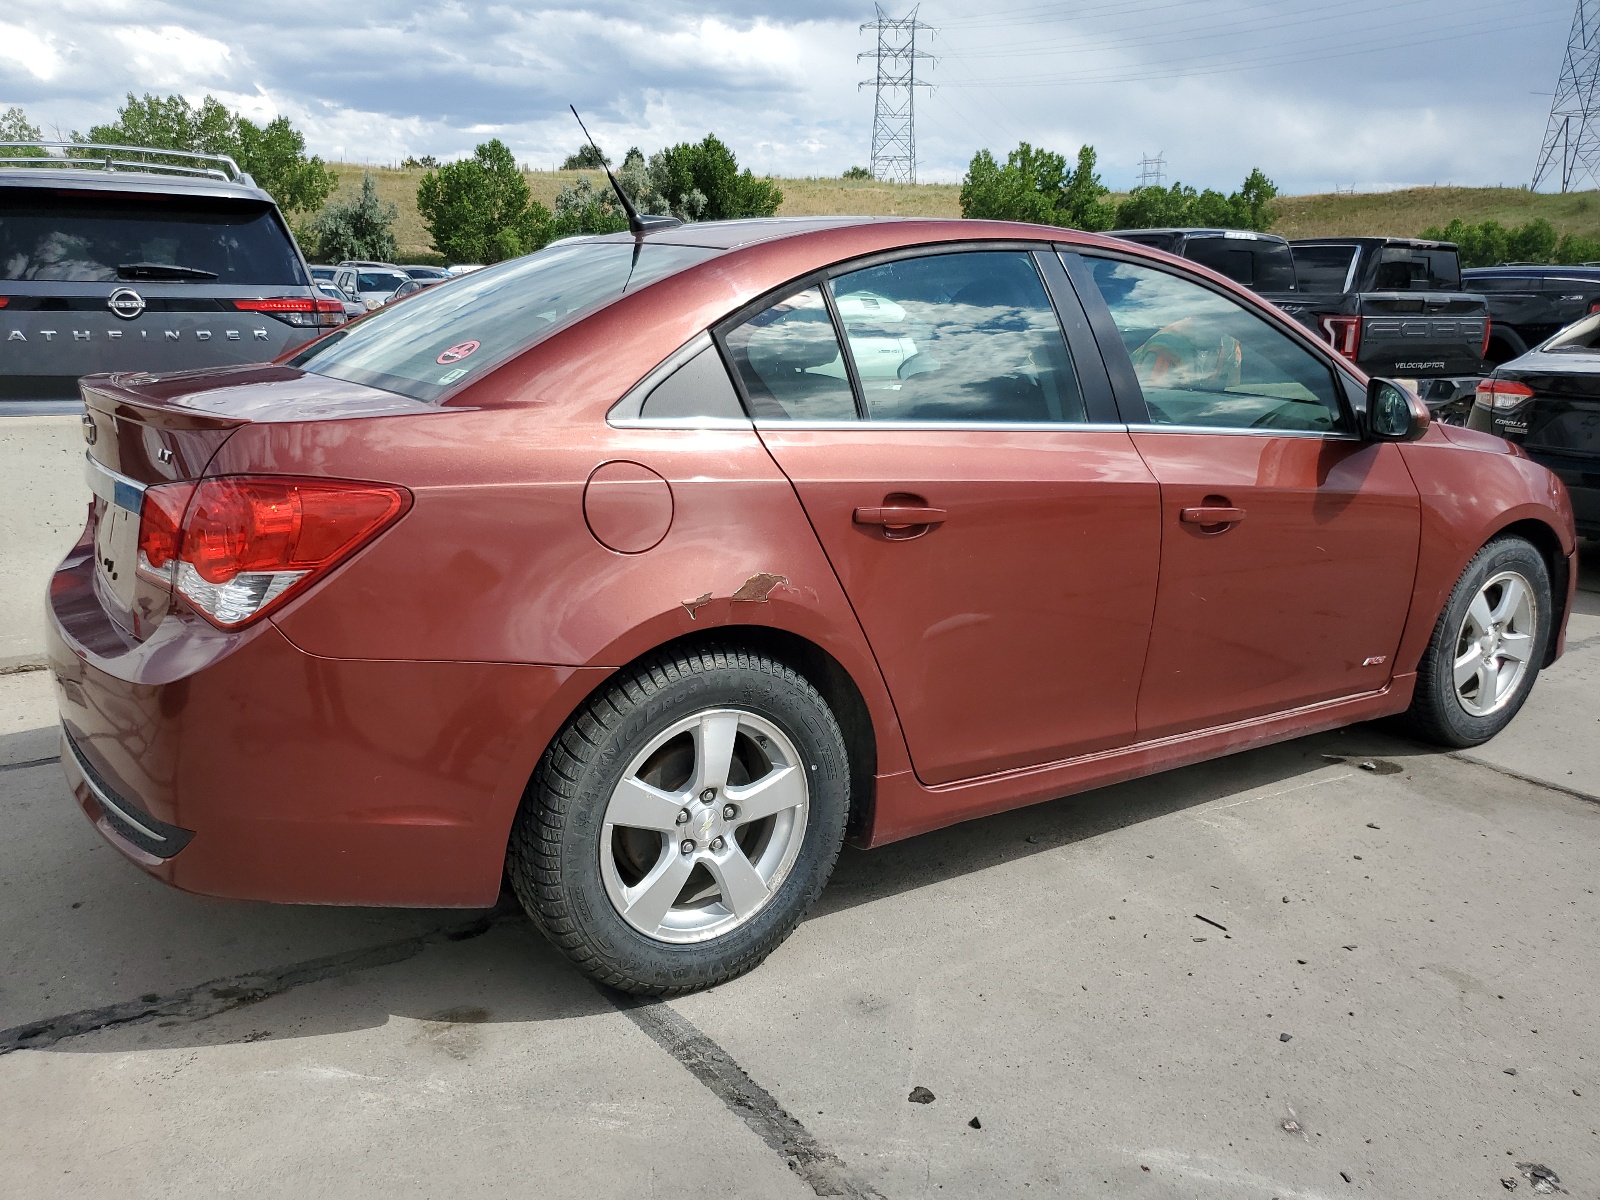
[0,193,304,285]
[1293,245,1358,292]
[1183,237,1296,292]
[291,240,717,403]
[724,287,858,420]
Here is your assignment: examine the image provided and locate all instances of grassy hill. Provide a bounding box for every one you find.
[322,162,1600,261]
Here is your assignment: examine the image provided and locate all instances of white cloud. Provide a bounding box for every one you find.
[112,23,233,89]
[0,23,64,81]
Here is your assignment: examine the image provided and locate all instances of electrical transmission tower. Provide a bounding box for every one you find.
[859,5,935,184]
[1137,152,1167,189]
[1533,0,1600,192]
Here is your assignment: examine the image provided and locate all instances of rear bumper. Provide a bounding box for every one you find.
[48,547,609,907]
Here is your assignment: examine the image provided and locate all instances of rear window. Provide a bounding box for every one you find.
[290,239,718,403]
[0,192,304,285]
[1542,312,1600,351]
[1375,246,1460,291]
[1293,244,1358,292]
[1183,236,1295,291]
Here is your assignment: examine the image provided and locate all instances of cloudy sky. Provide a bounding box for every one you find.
[0,0,1577,195]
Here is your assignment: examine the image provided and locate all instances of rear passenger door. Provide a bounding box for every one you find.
[724,246,1163,786]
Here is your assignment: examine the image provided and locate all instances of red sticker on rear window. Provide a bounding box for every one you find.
[436,340,480,365]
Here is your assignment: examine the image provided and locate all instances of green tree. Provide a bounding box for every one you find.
[1113,168,1278,233]
[959,142,1115,231]
[76,92,335,215]
[550,175,630,238]
[646,134,782,221]
[0,106,47,157]
[416,139,551,263]
[308,172,398,262]
[1557,232,1600,264]
[842,165,871,180]
[561,144,609,170]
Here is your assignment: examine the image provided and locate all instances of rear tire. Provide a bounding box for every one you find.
[507,645,849,995]
[1401,535,1550,748]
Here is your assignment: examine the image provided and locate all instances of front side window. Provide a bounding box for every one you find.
[1082,255,1347,433]
[723,287,858,420]
[829,250,1085,422]
[291,239,716,403]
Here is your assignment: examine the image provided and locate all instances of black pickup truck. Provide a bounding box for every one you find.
[1268,238,1489,407]
[1463,265,1600,366]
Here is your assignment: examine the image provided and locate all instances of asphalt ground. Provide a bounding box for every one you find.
[1,546,1596,1200]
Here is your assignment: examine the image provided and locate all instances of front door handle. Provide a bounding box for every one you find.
[1180,505,1246,526]
[854,504,949,527]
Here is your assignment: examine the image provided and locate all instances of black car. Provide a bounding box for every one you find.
[1463,265,1600,366]
[1470,313,1600,537]
[1108,228,1297,293]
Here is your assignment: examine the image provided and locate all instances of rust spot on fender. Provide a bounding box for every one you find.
[681,592,712,620]
[731,572,788,603]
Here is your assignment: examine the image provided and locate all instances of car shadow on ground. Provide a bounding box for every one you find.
[7,713,1445,1058]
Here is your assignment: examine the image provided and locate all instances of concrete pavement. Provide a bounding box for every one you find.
[0,550,1595,1199]
[0,415,84,670]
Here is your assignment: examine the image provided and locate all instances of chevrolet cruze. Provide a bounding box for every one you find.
[49,217,1578,994]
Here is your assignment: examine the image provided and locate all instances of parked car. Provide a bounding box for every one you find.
[1463,264,1600,366]
[1279,237,1490,416]
[1109,228,1297,294]
[308,265,338,285]
[50,217,1576,995]
[0,142,340,413]
[332,263,411,310]
[446,263,485,276]
[316,281,365,321]
[388,277,444,302]
[1470,312,1600,538]
[401,264,452,281]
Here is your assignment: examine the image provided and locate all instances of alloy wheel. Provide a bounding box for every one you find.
[1452,569,1538,718]
[599,708,810,944]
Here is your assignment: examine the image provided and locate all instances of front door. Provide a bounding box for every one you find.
[1071,252,1421,740]
[721,249,1162,785]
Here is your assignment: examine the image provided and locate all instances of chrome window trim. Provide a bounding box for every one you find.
[751,420,1131,433]
[606,332,754,428]
[64,731,167,844]
[85,451,146,513]
[1124,423,1362,441]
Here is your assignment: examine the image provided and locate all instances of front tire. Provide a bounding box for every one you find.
[1402,535,1550,748]
[508,645,850,995]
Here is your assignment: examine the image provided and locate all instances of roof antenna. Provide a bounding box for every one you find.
[568,106,680,237]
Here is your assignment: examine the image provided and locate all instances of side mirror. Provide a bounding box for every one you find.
[1363,378,1431,442]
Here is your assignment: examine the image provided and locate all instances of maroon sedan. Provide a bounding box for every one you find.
[50,217,1577,994]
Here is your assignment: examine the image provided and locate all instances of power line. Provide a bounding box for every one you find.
[1533,0,1600,191]
[1137,152,1166,188]
[859,5,935,184]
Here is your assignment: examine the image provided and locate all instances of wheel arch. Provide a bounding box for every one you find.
[1494,516,1572,667]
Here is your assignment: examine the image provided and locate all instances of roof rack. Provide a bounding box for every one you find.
[0,141,254,185]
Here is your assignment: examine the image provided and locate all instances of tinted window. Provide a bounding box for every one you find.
[1183,237,1296,292]
[1543,312,1600,351]
[356,270,409,293]
[724,287,857,420]
[1293,245,1358,293]
[829,250,1085,422]
[292,240,716,403]
[1465,275,1538,293]
[638,344,745,419]
[0,194,304,285]
[1376,246,1460,291]
[1083,256,1346,433]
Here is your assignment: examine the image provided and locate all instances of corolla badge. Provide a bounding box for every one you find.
[107,288,146,320]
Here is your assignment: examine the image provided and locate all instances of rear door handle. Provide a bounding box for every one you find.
[854,504,949,527]
[1180,505,1246,525]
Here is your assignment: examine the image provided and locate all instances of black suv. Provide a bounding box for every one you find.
[0,142,339,413]
[1462,264,1600,366]
[1108,228,1297,293]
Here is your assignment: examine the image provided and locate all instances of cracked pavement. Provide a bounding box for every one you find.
[1,547,1596,1199]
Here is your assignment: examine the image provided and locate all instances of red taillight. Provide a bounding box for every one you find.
[138,476,408,627]
[1319,314,1361,360]
[136,483,195,573]
[1482,320,1492,360]
[231,297,346,327]
[1473,378,1536,413]
[1589,300,1600,315]
[0,297,9,308]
